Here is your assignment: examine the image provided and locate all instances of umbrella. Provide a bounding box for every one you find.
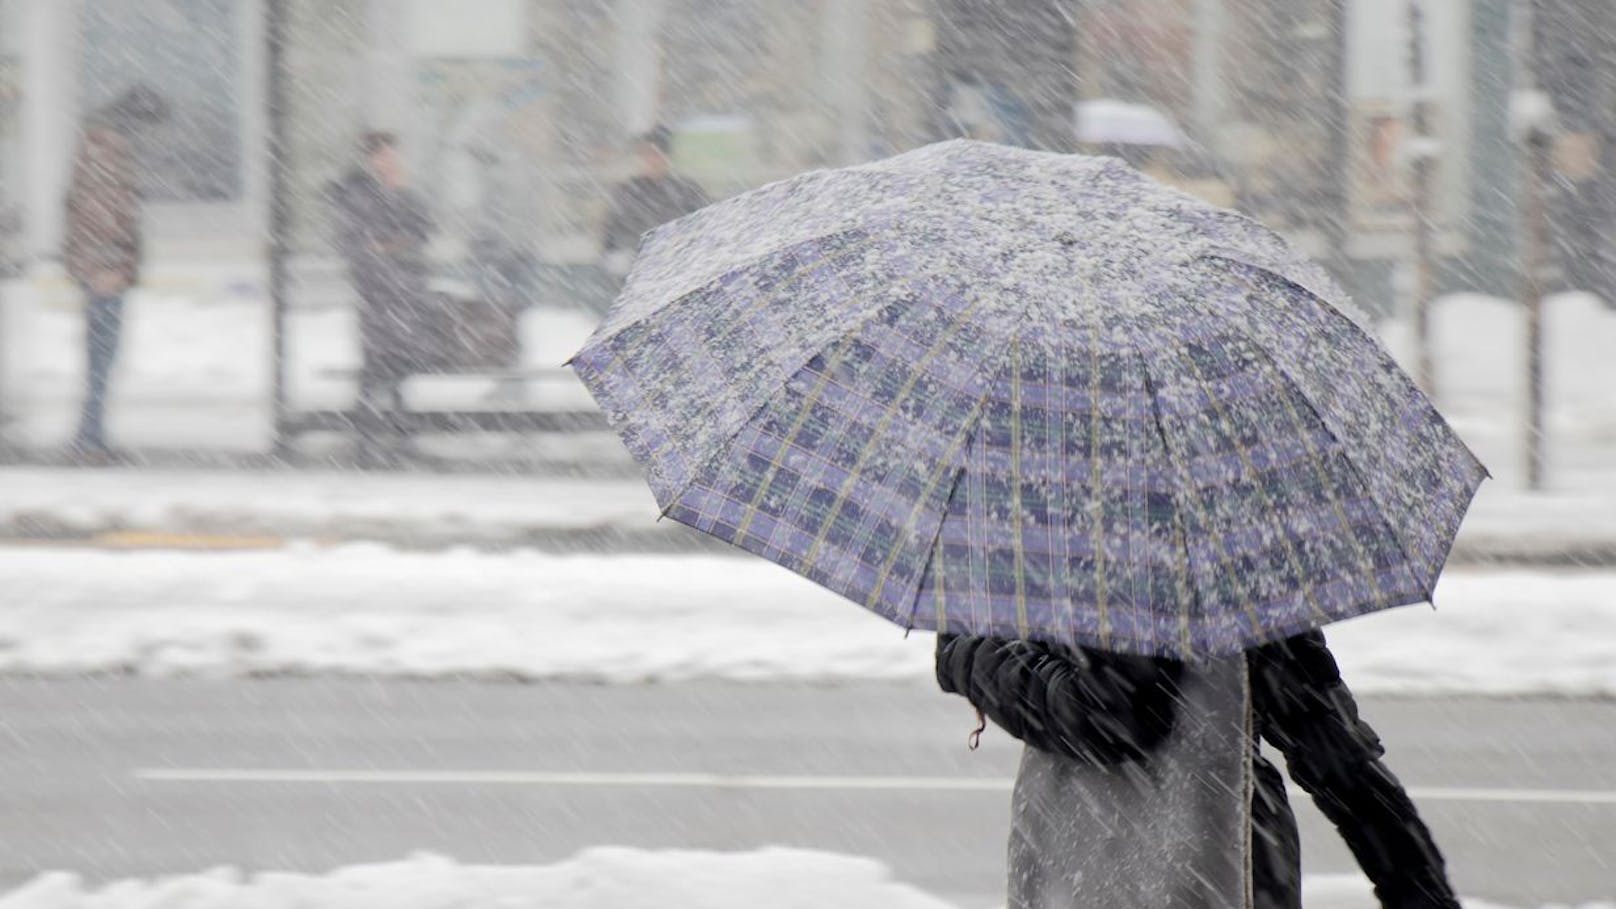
[1074,99,1189,149]
[568,139,1485,659]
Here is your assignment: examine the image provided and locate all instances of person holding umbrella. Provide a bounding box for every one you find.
[569,139,1486,909]
[935,629,1461,908]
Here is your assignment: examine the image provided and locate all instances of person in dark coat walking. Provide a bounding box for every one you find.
[62,85,169,461]
[328,131,435,467]
[601,125,709,281]
[936,630,1463,909]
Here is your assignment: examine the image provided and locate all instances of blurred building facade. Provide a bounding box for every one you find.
[0,0,1601,312]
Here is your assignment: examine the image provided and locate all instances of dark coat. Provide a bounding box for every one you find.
[602,174,710,256]
[937,631,1463,909]
[63,124,142,287]
[328,169,436,380]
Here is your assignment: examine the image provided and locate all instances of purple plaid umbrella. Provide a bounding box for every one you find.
[568,140,1486,659]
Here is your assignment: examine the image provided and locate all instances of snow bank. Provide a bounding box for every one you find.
[0,858,1601,909]
[1301,874,1603,909]
[0,848,954,909]
[1,546,1612,695]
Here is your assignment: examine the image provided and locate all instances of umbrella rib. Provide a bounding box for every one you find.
[1218,325,1398,609]
[578,223,885,363]
[647,239,912,520]
[1213,265,1436,600]
[899,439,976,634]
[1166,332,1334,629]
[799,294,992,579]
[1202,254,1487,478]
[896,325,1031,634]
[1132,345,1203,661]
[1009,337,1030,638]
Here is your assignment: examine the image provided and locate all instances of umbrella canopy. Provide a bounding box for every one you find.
[569,140,1485,660]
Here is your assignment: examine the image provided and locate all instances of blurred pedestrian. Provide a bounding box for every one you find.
[62,84,168,462]
[937,630,1463,909]
[601,125,709,282]
[328,131,435,468]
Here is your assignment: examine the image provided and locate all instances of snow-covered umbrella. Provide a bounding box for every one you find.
[568,139,1485,659]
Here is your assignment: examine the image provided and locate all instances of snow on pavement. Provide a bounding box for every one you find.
[0,848,953,909]
[0,853,1598,909]
[0,467,662,543]
[2,545,1612,695]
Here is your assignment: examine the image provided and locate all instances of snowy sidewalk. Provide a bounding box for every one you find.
[2,546,1613,696]
[0,467,685,552]
[0,850,1585,909]
[0,462,1613,563]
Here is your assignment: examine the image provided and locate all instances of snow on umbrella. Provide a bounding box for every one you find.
[568,139,1486,659]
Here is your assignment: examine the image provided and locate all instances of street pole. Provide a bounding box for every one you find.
[266,0,290,459]
[1521,125,1551,491]
[1523,135,1548,491]
[1191,0,1226,144]
[1408,0,1437,398]
[821,0,869,165]
[1515,0,1555,491]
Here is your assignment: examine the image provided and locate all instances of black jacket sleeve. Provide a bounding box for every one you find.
[1250,631,1462,909]
[935,633,1182,765]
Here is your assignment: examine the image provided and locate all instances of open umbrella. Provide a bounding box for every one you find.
[568,140,1485,659]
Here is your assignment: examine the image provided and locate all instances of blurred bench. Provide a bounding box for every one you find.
[281,367,607,437]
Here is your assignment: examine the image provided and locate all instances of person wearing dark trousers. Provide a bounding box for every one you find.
[328,131,435,468]
[62,85,168,462]
[936,630,1463,909]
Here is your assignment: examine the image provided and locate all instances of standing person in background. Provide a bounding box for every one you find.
[328,131,435,469]
[1533,0,1616,307]
[601,125,709,283]
[62,85,168,463]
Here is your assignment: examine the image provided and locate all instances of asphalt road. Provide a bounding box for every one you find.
[1,678,1612,907]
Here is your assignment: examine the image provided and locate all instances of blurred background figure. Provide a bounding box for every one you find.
[601,125,709,284]
[1531,0,1616,308]
[62,84,168,463]
[327,131,435,468]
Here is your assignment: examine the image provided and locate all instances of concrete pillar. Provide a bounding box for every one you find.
[820,0,870,164]
[364,0,413,133]
[20,0,82,264]
[1191,0,1227,145]
[613,0,666,138]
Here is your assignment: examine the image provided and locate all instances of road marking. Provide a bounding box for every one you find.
[130,768,1616,805]
[94,531,286,551]
[132,769,1014,791]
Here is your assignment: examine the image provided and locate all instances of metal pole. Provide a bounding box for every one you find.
[1522,127,1550,490]
[1408,0,1437,398]
[266,0,290,458]
[1191,0,1226,144]
[821,0,869,165]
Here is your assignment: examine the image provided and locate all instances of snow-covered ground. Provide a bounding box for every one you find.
[0,268,599,453]
[0,852,1595,909]
[1,545,1611,696]
[0,848,953,909]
